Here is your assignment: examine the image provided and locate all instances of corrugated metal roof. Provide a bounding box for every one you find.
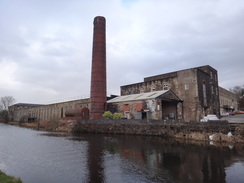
[107,90,169,103]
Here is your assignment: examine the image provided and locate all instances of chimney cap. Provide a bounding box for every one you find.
[94,16,106,24]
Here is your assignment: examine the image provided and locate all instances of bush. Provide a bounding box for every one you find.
[0,110,8,123]
[113,113,122,119]
[103,111,122,119]
[102,111,113,119]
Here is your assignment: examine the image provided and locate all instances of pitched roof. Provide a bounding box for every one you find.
[107,90,181,103]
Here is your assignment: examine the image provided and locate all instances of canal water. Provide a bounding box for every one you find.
[0,123,244,183]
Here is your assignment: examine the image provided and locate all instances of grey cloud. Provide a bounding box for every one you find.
[0,0,244,103]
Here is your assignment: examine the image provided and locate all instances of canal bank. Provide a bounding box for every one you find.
[0,170,22,183]
[73,119,244,143]
[7,119,244,143]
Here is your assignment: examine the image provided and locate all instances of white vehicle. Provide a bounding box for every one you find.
[200,115,219,122]
[221,112,229,117]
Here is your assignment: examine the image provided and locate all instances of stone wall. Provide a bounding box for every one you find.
[73,119,237,142]
[9,98,90,122]
[120,65,220,122]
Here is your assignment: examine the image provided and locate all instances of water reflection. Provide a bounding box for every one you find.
[0,124,244,183]
[87,135,104,183]
[68,134,244,183]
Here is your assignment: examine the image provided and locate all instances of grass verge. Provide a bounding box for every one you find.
[0,170,22,183]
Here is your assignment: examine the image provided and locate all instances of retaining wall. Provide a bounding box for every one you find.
[73,119,233,141]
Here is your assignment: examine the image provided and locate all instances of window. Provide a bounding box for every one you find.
[210,71,213,79]
[203,82,207,107]
[140,88,144,93]
[130,89,134,94]
[185,84,189,90]
[151,87,155,92]
[163,84,168,90]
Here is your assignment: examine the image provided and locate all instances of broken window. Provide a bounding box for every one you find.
[185,84,189,90]
[142,112,147,119]
[203,81,207,107]
[163,84,168,90]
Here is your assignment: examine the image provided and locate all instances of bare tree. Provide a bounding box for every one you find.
[230,85,244,96]
[230,85,244,111]
[0,96,16,123]
[0,96,16,110]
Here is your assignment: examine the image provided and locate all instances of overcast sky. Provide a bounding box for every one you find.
[0,0,244,104]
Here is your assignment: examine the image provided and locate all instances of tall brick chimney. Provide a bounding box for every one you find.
[90,16,107,119]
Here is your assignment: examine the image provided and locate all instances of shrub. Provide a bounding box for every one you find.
[103,111,113,119]
[113,113,122,119]
[103,111,122,119]
[0,110,9,123]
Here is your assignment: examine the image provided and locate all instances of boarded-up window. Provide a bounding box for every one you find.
[123,104,129,112]
[136,103,143,111]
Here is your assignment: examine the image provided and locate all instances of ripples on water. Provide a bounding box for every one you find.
[0,123,244,183]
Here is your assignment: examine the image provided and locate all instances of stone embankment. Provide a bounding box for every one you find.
[8,119,244,143]
[73,119,244,143]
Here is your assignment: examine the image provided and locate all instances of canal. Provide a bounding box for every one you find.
[0,123,243,183]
